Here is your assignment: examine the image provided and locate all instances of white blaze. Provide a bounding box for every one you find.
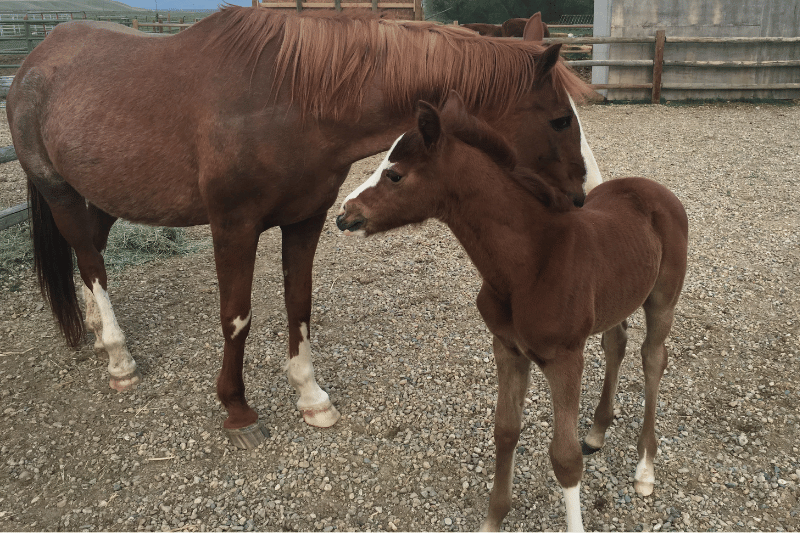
[568,95,602,193]
[339,134,404,214]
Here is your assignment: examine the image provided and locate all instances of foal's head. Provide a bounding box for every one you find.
[337,91,567,236]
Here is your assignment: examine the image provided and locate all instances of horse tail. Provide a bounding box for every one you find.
[28,179,85,347]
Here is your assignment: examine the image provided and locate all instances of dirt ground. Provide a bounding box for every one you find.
[1,103,799,532]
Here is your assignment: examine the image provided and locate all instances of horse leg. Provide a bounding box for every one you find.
[83,205,118,356]
[42,185,139,390]
[541,348,585,532]
[583,320,628,453]
[210,222,268,449]
[634,298,674,496]
[480,336,531,532]
[281,213,340,428]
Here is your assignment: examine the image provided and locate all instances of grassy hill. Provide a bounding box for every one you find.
[0,0,146,12]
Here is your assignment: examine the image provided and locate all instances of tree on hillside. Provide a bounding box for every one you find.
[424,0,593,24]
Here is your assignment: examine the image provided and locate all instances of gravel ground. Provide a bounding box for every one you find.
[1,102,799,532]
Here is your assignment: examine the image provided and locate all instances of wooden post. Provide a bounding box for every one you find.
[652,29,666,104]
[335,0,341,11]
[414,0,422,20]
[24,21,32,53]
[132,19,138,30]
[371,0,377,11]
[252,0,258,6]
[296,0,303,12]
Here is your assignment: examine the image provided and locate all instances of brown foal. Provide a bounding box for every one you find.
[337,92,689,531]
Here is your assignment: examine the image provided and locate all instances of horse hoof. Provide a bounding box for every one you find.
[224,422,270,450]
[581,440,601,455]
[301,402,341,428]
[634,480,654,497]
[109,369,141,392]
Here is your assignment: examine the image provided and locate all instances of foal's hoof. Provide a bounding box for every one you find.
[301,401,341,428]
[109,369,142,392]
[581,440,601,455]
[224,422,270,450]
[634,480,654,497]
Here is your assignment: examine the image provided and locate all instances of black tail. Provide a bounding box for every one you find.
[28,179,84,347]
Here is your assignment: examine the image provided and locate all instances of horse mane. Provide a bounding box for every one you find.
[200,6,590,121]
[443,108,573,212]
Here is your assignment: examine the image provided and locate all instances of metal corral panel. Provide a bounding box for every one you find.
[593,0,800,101]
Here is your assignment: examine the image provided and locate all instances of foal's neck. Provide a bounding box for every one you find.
[440,159,558,296]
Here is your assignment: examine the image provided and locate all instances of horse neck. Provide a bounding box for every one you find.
[438,156,553,295]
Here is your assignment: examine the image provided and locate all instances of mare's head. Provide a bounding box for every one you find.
[337,91,569,236]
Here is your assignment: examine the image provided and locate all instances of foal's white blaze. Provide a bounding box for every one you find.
[231,310,251,339]
[569,95,603,193]
[339,134,404,215]
[285,322,341,427]
[563,483,585,532]
[90,279,138,386]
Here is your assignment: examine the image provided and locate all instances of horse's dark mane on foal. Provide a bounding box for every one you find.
[199,6,590,121]
[444,110,573,212]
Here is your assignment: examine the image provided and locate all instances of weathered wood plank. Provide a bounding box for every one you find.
[0,203,30,231]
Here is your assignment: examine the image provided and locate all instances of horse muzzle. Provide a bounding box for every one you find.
[336,212,366,233]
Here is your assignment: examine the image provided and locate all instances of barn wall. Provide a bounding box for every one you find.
[591,0,800,100]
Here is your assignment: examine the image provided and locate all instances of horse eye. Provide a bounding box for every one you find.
[384,169,403,183]
[549,115,572,132]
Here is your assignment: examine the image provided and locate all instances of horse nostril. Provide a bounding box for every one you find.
[335,213,348,231]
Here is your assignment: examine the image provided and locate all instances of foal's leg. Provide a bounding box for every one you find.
[211,223,268,449]
[541,348,586,532]
[48,189,139,390]
[583,320,628,453]
[481,336,531,532]
[634,299,673,496]
[280,214,340,428]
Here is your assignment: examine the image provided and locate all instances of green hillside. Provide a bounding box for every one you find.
[0,0,146,12]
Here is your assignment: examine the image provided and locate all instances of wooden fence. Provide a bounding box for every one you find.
[547,32,800,102]
[252,0,423,20]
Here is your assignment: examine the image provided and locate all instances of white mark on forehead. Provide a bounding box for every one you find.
[231,310,252,339]
[338,134,404,215]
[568,94,602,193]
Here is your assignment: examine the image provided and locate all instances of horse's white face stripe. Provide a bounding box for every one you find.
[231,310,251,339]
[568,95,602,193]
[339,134,404,214]
[562,483,584,532]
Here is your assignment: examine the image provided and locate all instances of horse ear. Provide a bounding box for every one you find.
[440,90,467,121]
[534,43,562,87]
[417,100,441,149]
[523,12,545,42]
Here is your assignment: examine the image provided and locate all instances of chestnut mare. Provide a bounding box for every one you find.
[8,6,597,448]
[336,92,688,531]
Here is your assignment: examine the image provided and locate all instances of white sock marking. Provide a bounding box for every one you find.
[339,134,404,214]
[635,449,655,485]
[285,322,330,410]
[91,279,137,378]
[569,95,602,193]
[563,483,585,532]
[231,310,251,339]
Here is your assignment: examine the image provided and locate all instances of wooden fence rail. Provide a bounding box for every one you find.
[547,33,800,103]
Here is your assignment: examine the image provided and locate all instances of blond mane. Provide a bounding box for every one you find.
[201,6,590,120]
